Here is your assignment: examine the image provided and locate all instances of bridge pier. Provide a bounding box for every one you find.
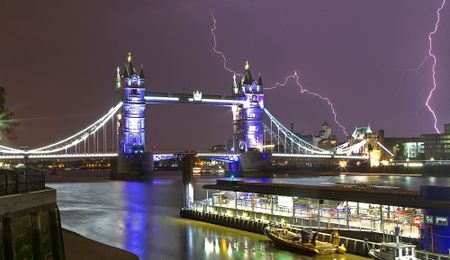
[182,155,195,208]
[226,160,243,178]
[238,150,273,178]
[110,152,154,181]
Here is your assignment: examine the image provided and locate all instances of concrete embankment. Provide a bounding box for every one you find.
[0,188,65,260]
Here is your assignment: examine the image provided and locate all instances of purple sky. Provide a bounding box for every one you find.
[0,0,449,152]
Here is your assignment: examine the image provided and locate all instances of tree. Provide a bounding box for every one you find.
[0,85,17,135]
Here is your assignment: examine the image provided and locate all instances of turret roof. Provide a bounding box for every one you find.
[241,61,254,85]
[139,65,145,79]
[123,52,135,78]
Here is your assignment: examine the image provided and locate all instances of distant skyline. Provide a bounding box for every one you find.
[1,0,449,151]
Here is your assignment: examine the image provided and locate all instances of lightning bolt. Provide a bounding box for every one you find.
[426,0,446,133]
[265,72,348,136]
[210,11,241,76]
[402,56,429,79]
[209,11,347,136]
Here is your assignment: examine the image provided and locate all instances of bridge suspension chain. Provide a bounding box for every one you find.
[263,108,330,155]
[26,102,122,154]
[263,108,371,157]
[0,102,122,156]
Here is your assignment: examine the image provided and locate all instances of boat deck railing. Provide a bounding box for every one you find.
[416,250,450,260]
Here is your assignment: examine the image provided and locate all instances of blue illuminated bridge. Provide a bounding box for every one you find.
[0,53,393,177]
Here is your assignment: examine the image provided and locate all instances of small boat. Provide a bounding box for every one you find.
[264,226,345,256]
[368,242,417,260]
[368,228,417,260]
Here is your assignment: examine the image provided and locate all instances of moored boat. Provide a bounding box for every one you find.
[368,227,417,260]
[368,242,417,260]
[264,226,344,256]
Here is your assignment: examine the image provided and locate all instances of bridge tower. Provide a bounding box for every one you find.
[231,61,265,153]
[112,53,153,180]
[230,62,271,177]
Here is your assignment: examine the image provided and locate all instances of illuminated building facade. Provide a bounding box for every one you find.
[313,121,338,150]
[383,136,424,160]
[117,53,146,154]
[422,123,450,160]
[231,62,264,153]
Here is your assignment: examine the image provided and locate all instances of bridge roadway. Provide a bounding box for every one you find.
[145,92,246,106]
[0,152,241,162]
[0,152,369,161]
[271,153,368,160]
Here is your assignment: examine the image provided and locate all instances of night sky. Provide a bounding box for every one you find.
[1,1,449,152]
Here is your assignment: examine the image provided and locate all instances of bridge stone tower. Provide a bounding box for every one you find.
[112,53,153,180]
[232,61,265,153]
[230,62,271,177]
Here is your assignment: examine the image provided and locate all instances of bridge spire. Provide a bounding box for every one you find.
[123,52,135,78]
[115,67,121,89]
[127,52,132,63]
[241,60,253,84]
[139,65,145,79]
[232,74,239,95]
[258,73,263,86]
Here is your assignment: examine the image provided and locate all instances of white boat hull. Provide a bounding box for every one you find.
[368,249,384,260]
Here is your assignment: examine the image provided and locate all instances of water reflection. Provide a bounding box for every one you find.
[174,217,363,260]
[49,172,368,260]
[124,182,149,258]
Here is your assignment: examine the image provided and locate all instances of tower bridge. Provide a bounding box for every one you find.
[0,53,389,179]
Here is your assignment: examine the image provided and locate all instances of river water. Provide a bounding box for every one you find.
[48,172,369,260]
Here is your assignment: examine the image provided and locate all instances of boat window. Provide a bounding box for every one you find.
[435,216,448,226]
[425,215,434,224]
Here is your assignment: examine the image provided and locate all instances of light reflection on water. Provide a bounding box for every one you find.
[49,172,368,260]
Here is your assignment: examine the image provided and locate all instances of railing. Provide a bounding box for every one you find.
[417,251,450,260]
[192,200,421,239]
[0,170,46,196]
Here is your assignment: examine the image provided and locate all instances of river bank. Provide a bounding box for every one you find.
[47,171,368,259]
[63,229,138,260]
[48,170,138,259]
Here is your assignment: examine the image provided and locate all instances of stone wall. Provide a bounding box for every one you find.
[0,188,65,260]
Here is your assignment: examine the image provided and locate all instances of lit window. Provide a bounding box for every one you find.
[435,216,448,226]
[424,215,434,224]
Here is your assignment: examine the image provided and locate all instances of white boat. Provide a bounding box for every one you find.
[368,242,417,260]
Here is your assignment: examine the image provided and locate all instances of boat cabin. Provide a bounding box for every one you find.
[372,243,416,260]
